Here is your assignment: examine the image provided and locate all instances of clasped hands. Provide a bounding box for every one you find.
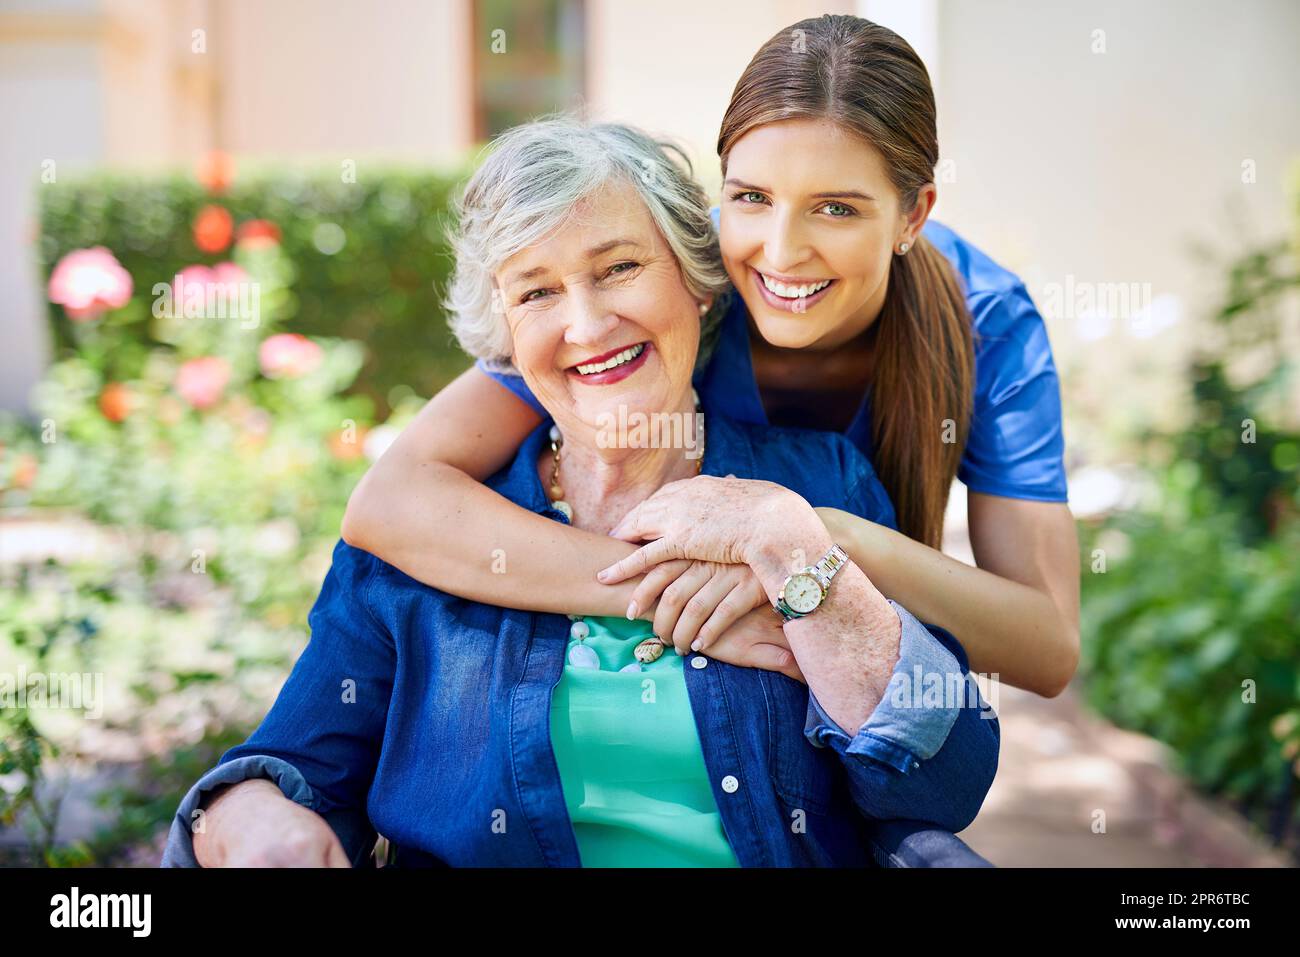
[596,475,847,685]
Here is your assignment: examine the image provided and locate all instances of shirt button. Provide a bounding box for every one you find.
[721,775,739,793]
[690,655,708,669]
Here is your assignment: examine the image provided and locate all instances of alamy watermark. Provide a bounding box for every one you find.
[1041,274,1151,322]
[152,271,261,329]
[884,667,1000,719]
[594,406,705,459]
[1,667,104,719]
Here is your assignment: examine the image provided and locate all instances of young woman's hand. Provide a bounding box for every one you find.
[629,558,770,656]
[193,778,351,868]
[625,557,803,681]
[702,605,805,684]
[600,475,820,586]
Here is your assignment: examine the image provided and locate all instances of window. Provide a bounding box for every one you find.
[472,0,586,140]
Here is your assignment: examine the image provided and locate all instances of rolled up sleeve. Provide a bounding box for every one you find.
[803,601,1000,831]
[160,755,325,867]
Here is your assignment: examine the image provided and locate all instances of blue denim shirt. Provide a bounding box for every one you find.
[161,408,999,867]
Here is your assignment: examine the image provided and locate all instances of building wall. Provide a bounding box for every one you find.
[0,0,106,413]
[583,0,854,189]
[932,0,1300,458]
[214,0,472,162]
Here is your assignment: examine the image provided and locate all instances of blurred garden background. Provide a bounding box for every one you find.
[1,0,1297,866]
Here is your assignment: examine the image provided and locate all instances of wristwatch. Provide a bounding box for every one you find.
[774,544,851,622]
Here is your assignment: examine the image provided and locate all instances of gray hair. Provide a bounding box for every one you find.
[444,115,731,375]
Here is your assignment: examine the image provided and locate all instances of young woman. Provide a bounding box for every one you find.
[341,14,1080,697]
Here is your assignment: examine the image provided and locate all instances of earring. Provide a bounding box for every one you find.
[698,301,709,315]
[897,242,911,254]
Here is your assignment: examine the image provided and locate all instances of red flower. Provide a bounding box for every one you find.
[174,356,231,409]
[196,150,235,194]
[99,382,131,422]
[236,219,282,249]
[11,453,38,490]
[47,246,133,322]
[194,205,234,254]
[259,333,323,379]
[328,426,369,461]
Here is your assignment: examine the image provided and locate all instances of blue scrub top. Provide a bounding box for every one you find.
[477,217,1068,503]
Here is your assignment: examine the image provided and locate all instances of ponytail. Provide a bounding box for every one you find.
[873,235,974,546]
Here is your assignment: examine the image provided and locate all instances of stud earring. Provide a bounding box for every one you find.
[897,242,911,254]
[698,301,709,315]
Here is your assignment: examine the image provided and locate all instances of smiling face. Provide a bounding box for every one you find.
[496,178,702,450]
[720,117,925,351]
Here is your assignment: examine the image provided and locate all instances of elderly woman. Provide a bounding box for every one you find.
[161,118,998,868]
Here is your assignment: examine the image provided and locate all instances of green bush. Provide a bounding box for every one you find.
[1080,217,1300,848]
[1081,478,1300,804]
[37,165,474,416]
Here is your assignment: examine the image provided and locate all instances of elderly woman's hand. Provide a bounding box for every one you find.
[193,778,351,868]
[599,475,823,591]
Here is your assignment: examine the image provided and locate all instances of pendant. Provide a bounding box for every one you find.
[568,642,600,669]
[634,638,666,664]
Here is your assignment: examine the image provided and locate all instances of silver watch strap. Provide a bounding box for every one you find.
[812,544,850,586]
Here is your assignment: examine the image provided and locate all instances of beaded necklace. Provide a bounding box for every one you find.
[547,389,704,671]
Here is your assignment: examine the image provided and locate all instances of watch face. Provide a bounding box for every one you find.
[783,573,823,614]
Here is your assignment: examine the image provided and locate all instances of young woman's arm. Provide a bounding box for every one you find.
[818,495,1080,697]
[341,365,648,616]
[343,366,772,650]
[343,367,793,675]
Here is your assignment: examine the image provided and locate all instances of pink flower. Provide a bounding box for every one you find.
[171,262,249,318]
[173,262,213,291]
[47,246,133,321]
[174,262,247,293]
[259,333,323,379]
[174,356,231,409]
[211,261,248,291]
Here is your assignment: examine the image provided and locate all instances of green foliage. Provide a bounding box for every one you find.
[1081,483,1300,802]
[2,162,449,864]
[0,709,63,866]
[1174,237,1300,542]
[1080,219,1300,845]
[0,557,302,865]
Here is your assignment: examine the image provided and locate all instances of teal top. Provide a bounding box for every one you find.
[548,614,741,867]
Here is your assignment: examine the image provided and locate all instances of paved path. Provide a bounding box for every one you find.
[958,682,1290,867]
[941,488,1287,868]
